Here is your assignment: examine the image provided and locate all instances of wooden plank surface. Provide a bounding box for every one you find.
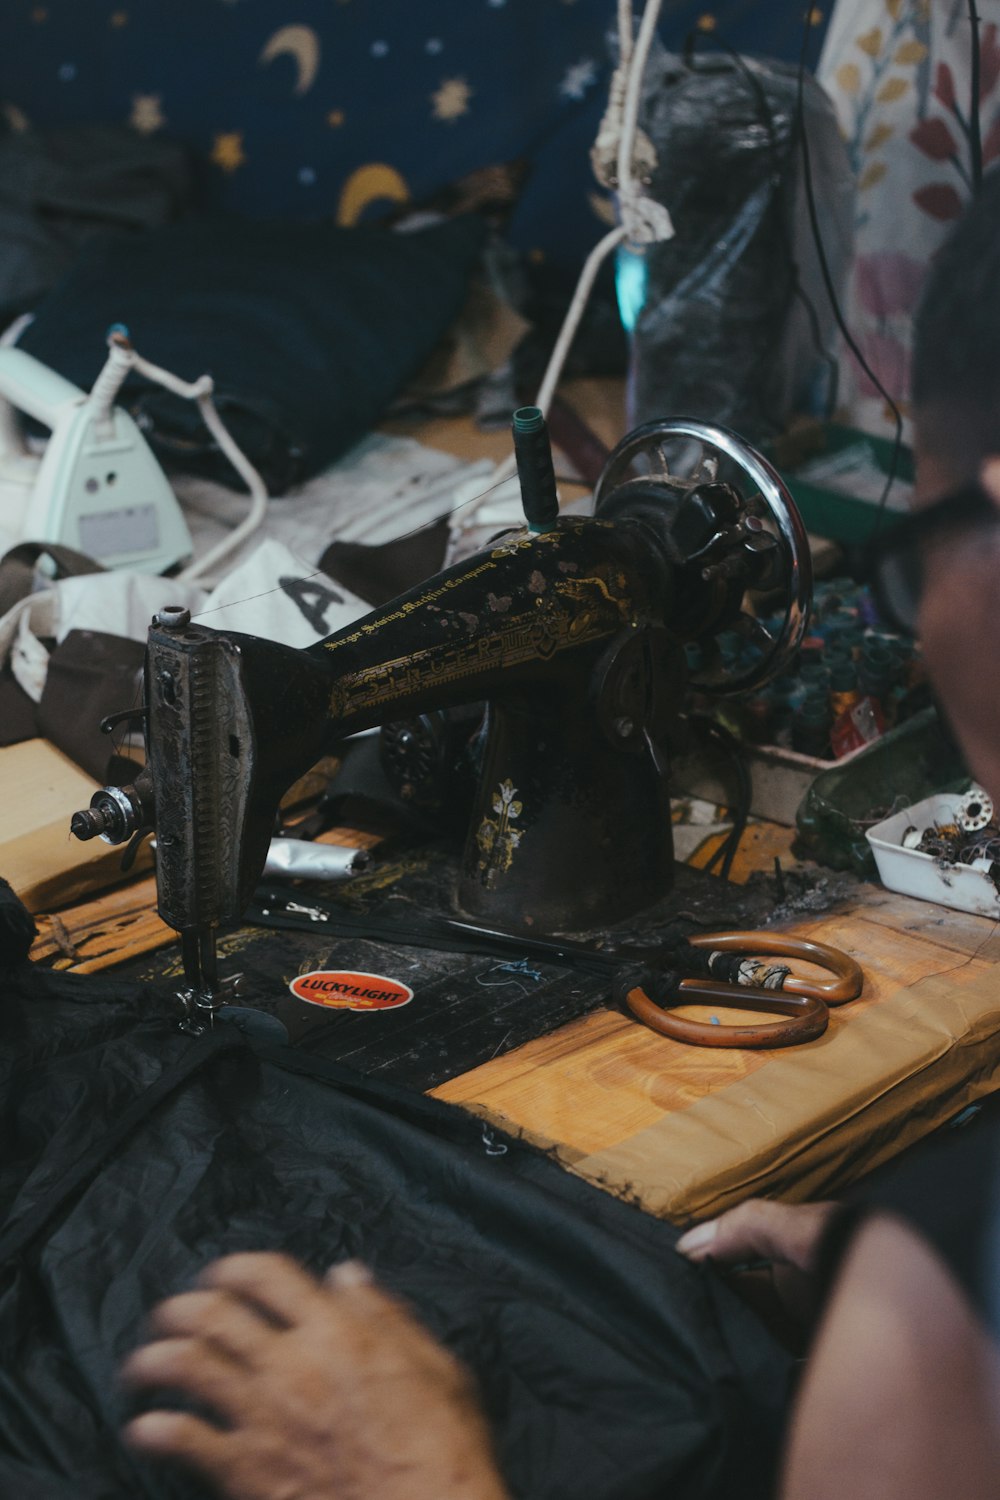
[432,885,1000,1222]
[0,739,154,913]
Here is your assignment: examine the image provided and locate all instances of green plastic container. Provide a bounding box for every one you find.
[795,707,968,876]
[766,423,916,546]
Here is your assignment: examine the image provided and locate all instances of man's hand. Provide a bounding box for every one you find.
[676,1199,840,1334]
[120,1253,510,1500]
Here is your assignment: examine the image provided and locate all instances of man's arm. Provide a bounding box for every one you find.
[779,1211,1000,1500]
[679,1197,1000,1499]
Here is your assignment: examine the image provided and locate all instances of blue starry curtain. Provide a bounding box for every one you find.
[0,1,831,275]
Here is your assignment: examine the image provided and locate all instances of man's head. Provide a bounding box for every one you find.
[909,166,1000,803]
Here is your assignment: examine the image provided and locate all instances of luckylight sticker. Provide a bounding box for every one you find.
[289,969,413,1012]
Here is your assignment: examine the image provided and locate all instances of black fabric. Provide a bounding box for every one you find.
[0,959,793,1499]
[18,214,488,492]
[0,542,111,752]
[0,124,193,324]
[0,667,37,746]
[0,877,35,964]
[0,541,105,620]
[36,628,144,783]
[320,514,451,606]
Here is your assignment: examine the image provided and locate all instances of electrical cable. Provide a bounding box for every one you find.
[690,717,752,881]
[89,330,270,584]
[794,12,904,523]
[685,30,840,420]
[486,0,669,489]
[683,29,839,432]
[968,0,984,193]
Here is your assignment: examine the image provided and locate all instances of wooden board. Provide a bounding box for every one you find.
[432,885,1000,1224]
[0,739,153,914]
[29,824,384,971]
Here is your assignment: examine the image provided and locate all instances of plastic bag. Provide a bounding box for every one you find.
[620,44,854,441]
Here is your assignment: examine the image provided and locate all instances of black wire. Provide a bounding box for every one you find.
[794,10,905,526]
[686,30,840,418]
[968,0,984,193]
[693,717,752,880]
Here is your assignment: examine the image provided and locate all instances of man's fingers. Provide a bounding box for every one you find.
[146,1290,274,1365]
[325,1258,374,1291]
[120,1336,248,1419]
[676,1199,837,1270]
[980,456,1000,508]
[123,1409,230,1474]
[197,1252,325,1326]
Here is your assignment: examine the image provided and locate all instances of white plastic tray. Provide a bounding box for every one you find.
[865,791,1000,918]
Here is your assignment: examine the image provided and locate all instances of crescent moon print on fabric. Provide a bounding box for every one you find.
[259,24,321,95]
[336,162,409,226]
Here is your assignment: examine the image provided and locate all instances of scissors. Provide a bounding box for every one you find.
[251,894,863,1049]
[414,917,863,1049]
[614,931,863,1048]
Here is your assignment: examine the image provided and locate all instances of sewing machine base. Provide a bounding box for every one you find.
[108,846,817,1090]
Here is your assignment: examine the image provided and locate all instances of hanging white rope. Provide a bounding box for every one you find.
[488,0,672,489]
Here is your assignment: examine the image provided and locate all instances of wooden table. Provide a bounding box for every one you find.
[19,808,1000,1227]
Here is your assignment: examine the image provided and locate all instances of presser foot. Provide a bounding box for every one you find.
[176,928,229,1034]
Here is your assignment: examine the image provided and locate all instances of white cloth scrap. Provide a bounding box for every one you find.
[0,539,370,701]
[174,431,494,573]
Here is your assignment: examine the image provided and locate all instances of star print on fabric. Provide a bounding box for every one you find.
[130,93,165,133]
[109,10,128,26]
[3,103,29,133]
[431,77,472,122]
[211,131,246,172]
[57,63,77,82]
[371,40,389,57]
[425,38,443,54]
[327,109,345,127]
[588,191,618,226]
[559,57,597,100]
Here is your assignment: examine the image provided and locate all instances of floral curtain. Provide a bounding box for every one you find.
[818,0,1000,440]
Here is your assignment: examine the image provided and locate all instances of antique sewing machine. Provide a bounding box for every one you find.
[70,413,812,1029]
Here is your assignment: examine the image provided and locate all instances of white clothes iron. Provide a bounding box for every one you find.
[0,338,193,574]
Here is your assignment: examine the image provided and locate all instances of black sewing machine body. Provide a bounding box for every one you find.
[71,417,811,1015]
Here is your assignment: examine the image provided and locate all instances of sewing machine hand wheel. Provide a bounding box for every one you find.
[594,418,811,696]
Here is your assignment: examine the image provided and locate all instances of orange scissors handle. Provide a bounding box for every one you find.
[686,931,863,1005]
[617,930,863,1049]
[620,979,829,1048]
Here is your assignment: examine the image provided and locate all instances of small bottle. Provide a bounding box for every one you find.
[792,691,833,758]
[765,672,801,747]
[800,662,832,696]
[829,659,860,722]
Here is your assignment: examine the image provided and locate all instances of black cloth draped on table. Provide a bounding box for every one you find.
[0,960,792,1500]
